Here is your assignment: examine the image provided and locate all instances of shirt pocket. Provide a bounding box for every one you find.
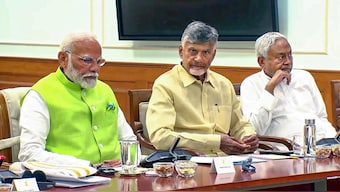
[210,105,232,132]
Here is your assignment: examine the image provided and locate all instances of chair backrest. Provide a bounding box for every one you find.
[128,89,154,155]
[331,80,340,130]
[128,89,152,131]
[233,83,240,95]
[0,87,30,162]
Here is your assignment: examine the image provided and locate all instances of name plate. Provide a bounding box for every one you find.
[13,178,40,191]
[210,157,235,174]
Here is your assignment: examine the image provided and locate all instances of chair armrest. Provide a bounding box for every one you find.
[258,135,294,150]
[133,121,143,130]
[0,136,20,150]
[258,142,279,151]
[134,122,156,150]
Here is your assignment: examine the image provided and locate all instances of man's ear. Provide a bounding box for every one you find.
[257,56,265,68]
[178,45,183,59]
[58,51,68,69]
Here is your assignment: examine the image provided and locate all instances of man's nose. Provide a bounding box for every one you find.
[89,62,100,72]
[194,52,204,61]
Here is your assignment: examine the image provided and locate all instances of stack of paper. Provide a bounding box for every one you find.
[11,162,111,188]
[22,161,97,178]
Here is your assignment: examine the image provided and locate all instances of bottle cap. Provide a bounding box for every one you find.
[305,119,315,125]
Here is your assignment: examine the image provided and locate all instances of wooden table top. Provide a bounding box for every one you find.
[48,156,340,191]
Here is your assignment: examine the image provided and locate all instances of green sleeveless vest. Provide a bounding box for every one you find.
[30,68,120,164]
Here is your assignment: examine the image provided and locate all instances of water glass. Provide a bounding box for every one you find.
[120,140,140,174]
[293,135,304,156]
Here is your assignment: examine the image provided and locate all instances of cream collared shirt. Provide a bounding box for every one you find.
[146,64,256,155]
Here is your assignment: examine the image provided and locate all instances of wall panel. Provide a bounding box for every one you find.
[1,56,340,129]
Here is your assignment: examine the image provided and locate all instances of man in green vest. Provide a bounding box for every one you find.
[18,32,138,167]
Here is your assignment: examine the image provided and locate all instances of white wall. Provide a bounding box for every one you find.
[0,0,339,70]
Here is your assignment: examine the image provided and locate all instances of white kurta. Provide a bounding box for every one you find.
[240,69,336,140]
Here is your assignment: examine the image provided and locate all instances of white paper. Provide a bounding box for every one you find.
[191,155,266,164]
[190,156,213,164]
[250,154,294,160]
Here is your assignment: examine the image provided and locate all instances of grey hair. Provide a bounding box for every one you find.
[255,32,287,58]
[181,21,219,48]
[59,32,99,52]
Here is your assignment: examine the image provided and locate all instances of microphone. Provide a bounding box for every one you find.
[169,137,180,161]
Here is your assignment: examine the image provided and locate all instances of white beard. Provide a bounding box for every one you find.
[64,57,98,89]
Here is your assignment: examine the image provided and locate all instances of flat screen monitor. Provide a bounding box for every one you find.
[116,0,279,41]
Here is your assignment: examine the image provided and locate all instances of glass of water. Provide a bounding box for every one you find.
[120,140,140,174]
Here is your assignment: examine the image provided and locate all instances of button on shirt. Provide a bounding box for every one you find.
[240,69,336,140]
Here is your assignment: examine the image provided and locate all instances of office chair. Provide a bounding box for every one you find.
[0,87,30,162]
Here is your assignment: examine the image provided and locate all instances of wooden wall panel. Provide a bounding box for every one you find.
[1,56,340,129]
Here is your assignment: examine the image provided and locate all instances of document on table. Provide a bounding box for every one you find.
[249,154,295,160]
[10,161,111,188]
[21,161,98,178]
[190,155,266,165]
[50,175,111,188]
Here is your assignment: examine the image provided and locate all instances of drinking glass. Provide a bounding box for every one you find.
[293,135,304,156]
[120,140,140,174]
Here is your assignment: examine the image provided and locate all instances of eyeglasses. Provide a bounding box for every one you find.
[274,53,293,63]
[65,51,106,67]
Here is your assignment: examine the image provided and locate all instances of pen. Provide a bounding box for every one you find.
[215,104,220,112]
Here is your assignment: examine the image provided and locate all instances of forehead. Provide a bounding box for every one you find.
[183,41,214,50]
[268,38,291,55]
[73,39,101,53]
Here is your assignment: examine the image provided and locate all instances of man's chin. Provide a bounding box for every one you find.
[189,68,205,77]
[80,80,97,89]
[282,68,292,72]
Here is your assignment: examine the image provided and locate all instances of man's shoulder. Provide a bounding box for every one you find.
[96,80,115,94]
[291,69,314,79]
[242,71,262,82]
[209,69,226,78]
[97,79,111,88]
[32,73,56,88]
[154,65,180,83]
[208,69,232,82]
[292,68,311,74]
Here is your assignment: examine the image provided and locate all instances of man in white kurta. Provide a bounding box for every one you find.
[240,32,336,142]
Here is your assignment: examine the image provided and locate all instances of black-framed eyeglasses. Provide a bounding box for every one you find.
[65,51,106,67]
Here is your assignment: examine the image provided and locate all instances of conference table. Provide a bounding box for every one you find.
[47,156,340,191]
